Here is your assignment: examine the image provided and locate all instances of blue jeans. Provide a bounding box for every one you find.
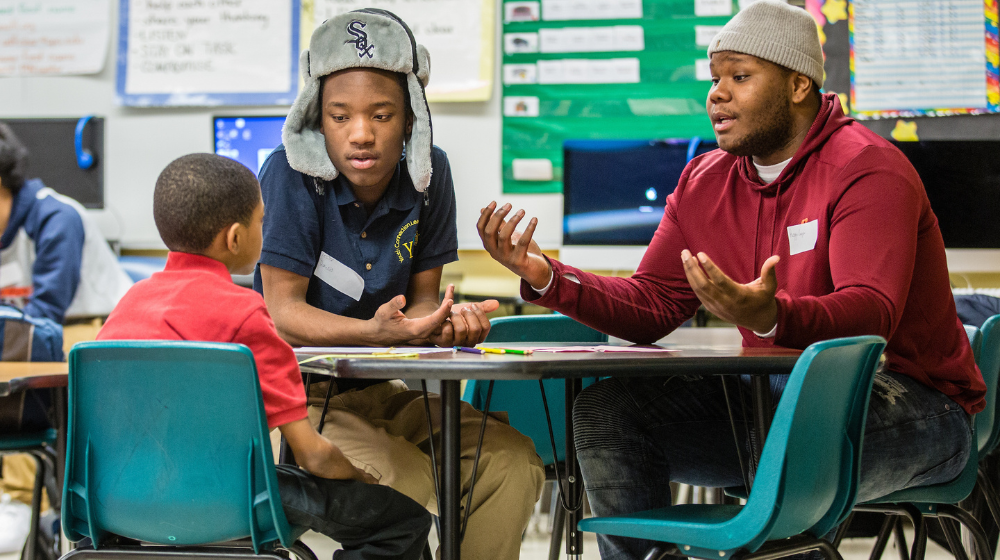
[573,371,973,560]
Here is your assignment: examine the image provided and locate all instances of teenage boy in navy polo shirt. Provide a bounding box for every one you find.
[99,153,431,560]
[254,10,544,560]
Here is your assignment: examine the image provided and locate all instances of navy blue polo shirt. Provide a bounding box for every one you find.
[253,145,459,323]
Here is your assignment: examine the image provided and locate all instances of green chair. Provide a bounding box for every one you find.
[578,336,887,560]
[0,427,58,560]
[462,313,607,560]
[973,316,1000,534]
[60,341,315,560]
[854,322,997,560]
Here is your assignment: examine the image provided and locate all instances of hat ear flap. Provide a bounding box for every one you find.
[416,44,431,87]
[282,50,340,180]
[405,71,433,192]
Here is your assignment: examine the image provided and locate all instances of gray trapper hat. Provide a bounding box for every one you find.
[283,9,433,192]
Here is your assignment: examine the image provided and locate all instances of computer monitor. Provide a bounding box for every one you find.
[890,140,1000,274]
[561,138,717,269]
[213,116,286,176]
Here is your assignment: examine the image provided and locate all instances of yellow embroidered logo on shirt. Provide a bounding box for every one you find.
[394,220,420,263]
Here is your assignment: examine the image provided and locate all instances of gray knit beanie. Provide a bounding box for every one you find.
[707,0,824,88]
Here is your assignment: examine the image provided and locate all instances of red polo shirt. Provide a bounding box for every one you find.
[98,252,307,428]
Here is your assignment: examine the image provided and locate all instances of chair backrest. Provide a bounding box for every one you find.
[737,336,886,550]
[484,314,609,344]
[978,315,1000,453]
[463,314,607,465]
[62,341,296,552]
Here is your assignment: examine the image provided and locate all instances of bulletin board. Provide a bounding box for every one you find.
[848,0,1000,119]
[501,0,737,194]
[309,0,496,102]
[115,0,300,107]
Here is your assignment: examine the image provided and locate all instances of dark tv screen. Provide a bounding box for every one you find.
[563,138,717,245]
[892,141,1000,249]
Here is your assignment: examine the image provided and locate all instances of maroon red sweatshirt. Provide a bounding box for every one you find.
[525,94,986,414]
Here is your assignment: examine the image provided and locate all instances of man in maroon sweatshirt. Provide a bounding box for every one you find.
[478,1,986,558]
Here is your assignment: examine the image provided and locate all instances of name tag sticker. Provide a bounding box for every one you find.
[314,252,364,301]
[787,220,818,256]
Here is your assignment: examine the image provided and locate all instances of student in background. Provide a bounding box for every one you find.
[0,122,132,324]
[98,153,432,560]
[255,10,544,559]
[0,122,134,553]
[478,2,983,559]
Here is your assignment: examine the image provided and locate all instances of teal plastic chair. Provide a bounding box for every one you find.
[462,314,608,465]
[60,341,315,560]
[0,428,57,560]
[854,322,997,560]
[579,336,887,560]
[462,313,607,560]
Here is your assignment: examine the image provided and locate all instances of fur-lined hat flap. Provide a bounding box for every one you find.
[283,9,433,192]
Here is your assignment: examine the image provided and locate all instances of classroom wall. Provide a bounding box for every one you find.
[0,3,565,251]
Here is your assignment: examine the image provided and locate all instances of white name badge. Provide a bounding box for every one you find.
[314,252,364,301]
[787,220,819,256]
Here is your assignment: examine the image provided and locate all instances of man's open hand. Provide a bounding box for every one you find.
[477,201,551,290]
[682,250,779,334]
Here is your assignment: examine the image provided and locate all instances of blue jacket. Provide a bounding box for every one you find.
[1,179,85,323]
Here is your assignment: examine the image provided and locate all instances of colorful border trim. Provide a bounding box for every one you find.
[849,0,1000,119]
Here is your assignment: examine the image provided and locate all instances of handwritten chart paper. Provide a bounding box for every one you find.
[313,0,494,101]
[850,0,1000,118]
[0,0,111,76]
[117,0,298,106]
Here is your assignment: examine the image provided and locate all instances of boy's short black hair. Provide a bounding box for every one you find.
[154,153,261,253]
[0,122,30,195]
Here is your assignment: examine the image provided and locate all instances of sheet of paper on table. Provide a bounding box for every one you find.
[296,347,451,355]
[525,345,676,353]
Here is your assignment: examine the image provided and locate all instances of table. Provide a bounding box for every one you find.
[0,363,70,397]
[313,336,801,560]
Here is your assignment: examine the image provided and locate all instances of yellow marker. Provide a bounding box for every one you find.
[477,347,506,354]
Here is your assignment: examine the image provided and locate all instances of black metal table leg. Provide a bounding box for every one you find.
[440,380,462,560]
[750,374,772,466]
[565,378,583,559]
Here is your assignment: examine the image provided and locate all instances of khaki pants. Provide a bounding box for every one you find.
[308,380,545,560]
[0,454,49,510]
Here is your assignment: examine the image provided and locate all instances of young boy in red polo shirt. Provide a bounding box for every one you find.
[98,153,431,560]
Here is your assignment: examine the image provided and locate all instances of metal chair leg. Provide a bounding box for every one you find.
[548,500,565,560]
[642,546,671,560]
[937,504,994,560]
[286,540,318,560]
[832,512,854,549]
[977,467,1000,530]
[939,518,972,560]
[23,452,46,560]
[894,518,911,560]
[868,515,898,560]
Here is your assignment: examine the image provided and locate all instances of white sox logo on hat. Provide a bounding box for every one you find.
[345,20,375,58]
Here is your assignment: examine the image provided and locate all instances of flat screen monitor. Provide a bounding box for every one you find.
[213,116,286,177]
[562,138,718,246]
[891,140,1000,249]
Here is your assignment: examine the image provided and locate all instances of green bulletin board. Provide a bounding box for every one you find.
[501,0,738,193]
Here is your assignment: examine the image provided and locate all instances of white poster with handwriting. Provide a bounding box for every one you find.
[120,0,294,104]
[0,0,111,76]
[313,0,493,101]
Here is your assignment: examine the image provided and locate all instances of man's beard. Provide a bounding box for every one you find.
[722,91,795,159]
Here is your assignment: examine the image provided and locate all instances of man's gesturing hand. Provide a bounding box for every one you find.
[477,201,552,290]
[681,250,780,335]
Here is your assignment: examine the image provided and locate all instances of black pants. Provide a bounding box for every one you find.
[275,465,431,560]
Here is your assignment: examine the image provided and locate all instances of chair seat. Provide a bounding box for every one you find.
[0,428,57,451]
[579,504,751,550]
[861,449,979,508]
